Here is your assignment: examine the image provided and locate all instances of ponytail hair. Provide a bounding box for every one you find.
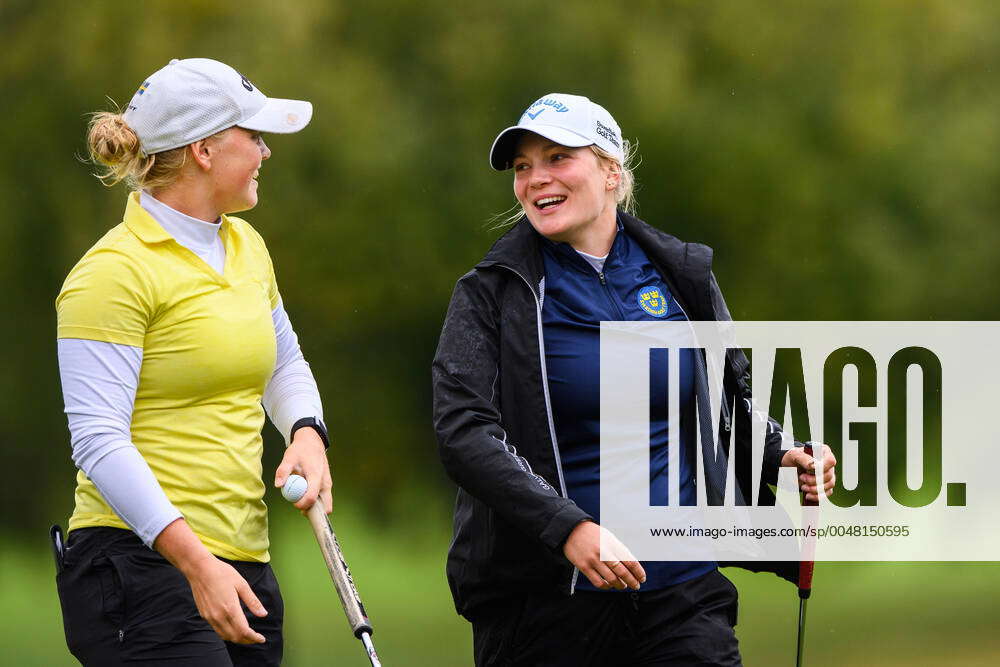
[86,109,187,190]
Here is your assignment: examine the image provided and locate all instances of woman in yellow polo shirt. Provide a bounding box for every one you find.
[54,58,330,666]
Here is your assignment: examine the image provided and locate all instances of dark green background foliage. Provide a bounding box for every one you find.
[3,1,998,664]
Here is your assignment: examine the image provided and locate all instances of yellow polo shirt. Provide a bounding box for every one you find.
[57,192,279,561]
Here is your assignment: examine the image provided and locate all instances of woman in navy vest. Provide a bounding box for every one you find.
[432,93,836,666]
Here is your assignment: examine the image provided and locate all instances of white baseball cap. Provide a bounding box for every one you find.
[489,93,625,170]
[123,58,313,156]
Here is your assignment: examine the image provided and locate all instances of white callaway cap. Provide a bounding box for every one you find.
[123,58,313,156]
[489,93,625,170]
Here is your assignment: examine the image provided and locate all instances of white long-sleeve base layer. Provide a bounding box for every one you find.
[58,192,323,548]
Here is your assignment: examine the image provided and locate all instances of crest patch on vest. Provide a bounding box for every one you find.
[637,285,669,317]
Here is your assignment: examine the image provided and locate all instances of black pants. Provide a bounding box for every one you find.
[55,527,283,666]
[472,569,742,667]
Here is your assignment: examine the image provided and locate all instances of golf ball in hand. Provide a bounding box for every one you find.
[282,474,308,502]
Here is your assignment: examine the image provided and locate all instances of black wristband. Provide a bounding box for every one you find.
[290,417,329,449]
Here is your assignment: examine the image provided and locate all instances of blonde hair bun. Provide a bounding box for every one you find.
[86,110,187,190]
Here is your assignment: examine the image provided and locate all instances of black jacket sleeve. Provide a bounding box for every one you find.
[708,271,795,485]
[432,270,591,551]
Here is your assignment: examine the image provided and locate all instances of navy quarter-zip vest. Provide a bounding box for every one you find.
[541,227,715,591]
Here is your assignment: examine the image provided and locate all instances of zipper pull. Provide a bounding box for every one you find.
[118,629,125,643]
[598,272,607,285]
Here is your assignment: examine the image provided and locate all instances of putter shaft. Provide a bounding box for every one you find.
[796,597,807,667]
[361,632,382,667]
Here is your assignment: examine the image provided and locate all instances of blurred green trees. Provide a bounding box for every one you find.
[4,1,1000,664]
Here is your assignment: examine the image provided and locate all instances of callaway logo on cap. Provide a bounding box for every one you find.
[123,58,313,156]
[489,93,625,170]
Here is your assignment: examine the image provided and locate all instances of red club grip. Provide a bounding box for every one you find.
[802,443,819,508]
[798,443,817,598]
[798,560,814,598]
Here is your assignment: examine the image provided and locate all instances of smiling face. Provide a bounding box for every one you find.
[512,132,619,251]
[209,127,271,215]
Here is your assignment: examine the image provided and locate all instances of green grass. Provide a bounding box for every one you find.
[729,563,1000,666]
[272,509,470,666]
[7,509,1000,666]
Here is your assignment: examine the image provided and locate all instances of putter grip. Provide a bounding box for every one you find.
[802,445,819,513]
[306,501,374,638]
[798,561,814,599]
[798,444,818,598]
